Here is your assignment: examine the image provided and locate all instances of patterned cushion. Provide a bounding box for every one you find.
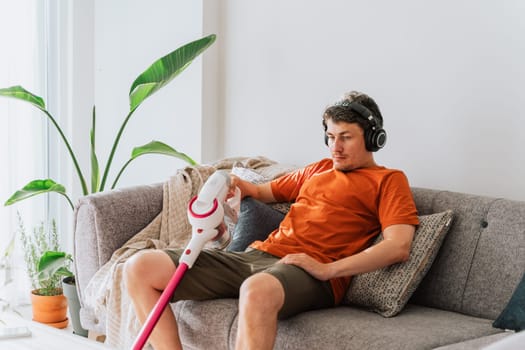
[344,210,454,317]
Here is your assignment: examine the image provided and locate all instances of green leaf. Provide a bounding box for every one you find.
[4,179,74,210]
[37,251,73,282]
[0,86,88,197]
[131,140,197,165]
[90,106,100,192]
[5,179,65,205]
[110,141,197,189]
[0,85,46,110]
[129,34,216,111]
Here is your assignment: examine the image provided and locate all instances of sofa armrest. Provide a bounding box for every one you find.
[73,183,163,303]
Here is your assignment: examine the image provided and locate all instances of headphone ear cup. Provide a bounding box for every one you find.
[364,129,375,152]
[366,128,387,152]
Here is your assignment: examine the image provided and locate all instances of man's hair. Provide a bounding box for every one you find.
[322,91,383,132]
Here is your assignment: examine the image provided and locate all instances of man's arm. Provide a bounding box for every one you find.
[230,175,276,203]
[280,224,416,281]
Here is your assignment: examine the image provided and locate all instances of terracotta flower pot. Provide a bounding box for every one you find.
[31,289,69,329]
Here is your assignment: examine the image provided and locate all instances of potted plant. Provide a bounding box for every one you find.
[16,214,73,329]
[1,34,216,336]
[33,250,74,329]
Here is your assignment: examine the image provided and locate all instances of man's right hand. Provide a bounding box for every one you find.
[228,174,276,203]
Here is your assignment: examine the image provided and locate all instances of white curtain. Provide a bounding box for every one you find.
[0,0,48,306]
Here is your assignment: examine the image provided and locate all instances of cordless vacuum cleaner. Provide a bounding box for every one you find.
[131,170,238,350]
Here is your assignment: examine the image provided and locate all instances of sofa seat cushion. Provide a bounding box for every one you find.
[271,304,502,350]
[433,332,513,350]
[172,300,503,350]
[172,299,239,350]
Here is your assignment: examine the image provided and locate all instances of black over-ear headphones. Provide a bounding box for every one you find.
[324,101,387,152]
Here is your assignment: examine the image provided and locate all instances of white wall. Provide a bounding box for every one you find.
[91,0,206,190]
[77,0,525,203]
[217,0,525,201]
[58,0,208,250]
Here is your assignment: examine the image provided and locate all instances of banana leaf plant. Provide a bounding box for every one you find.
[1,34,215,210]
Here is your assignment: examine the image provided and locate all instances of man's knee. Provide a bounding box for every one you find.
[239,273,284,312]
[123,250,175,290]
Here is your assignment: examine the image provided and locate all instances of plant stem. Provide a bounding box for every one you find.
[60,193,75,211]
[110,158,133,190]
[99,108,136,191]
[43,109,89,196]
[90,106,100,193]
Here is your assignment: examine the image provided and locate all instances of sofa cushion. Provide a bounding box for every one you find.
[344,210,454,317]
[173,299,240,349]
[410,190,525,319]
[433,332,512,350]
[227,197,285,252]
[261,304,501,350]
[173,301,502,350]
[493,271,525,331]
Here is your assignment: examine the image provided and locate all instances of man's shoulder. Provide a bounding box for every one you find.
[360,165,406,176]
[302,158,333,174]
[309,158,333,168]
[358,166,411,188]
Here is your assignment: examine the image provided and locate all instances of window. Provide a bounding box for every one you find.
[0,1,48,306]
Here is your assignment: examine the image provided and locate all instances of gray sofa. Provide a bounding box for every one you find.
[74,183,524,349]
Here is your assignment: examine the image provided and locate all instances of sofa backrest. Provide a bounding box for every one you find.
[410,187,525,320]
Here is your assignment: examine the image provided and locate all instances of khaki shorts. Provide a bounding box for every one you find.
[164,248,334,319]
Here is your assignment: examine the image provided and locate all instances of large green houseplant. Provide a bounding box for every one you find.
[1,34,216,335]
[1,34,215,208]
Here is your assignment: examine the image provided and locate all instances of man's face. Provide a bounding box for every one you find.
[325,119,375,171]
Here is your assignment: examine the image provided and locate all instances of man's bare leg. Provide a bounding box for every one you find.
[124,250,182,350]
[235,273,285,350]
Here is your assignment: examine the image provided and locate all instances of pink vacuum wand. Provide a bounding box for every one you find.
[132,171,236,350]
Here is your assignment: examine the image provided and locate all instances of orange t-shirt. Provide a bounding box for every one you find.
[250,158,419,304]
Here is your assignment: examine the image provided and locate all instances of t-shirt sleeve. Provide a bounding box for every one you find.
[377,171,419,230]
[270,168,307,202]
[270,159,332,203]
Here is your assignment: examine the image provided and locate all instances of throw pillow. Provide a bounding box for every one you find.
[493,271,525,331]
[344,210,454,317]
[227,197,285,252]
[226,166,290,251]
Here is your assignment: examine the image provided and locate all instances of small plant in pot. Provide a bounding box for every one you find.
[33,251,74,329]
[17,214,73,329]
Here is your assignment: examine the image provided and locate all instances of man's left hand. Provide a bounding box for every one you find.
[279,253,331,281]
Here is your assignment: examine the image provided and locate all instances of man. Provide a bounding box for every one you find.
[124,91,419,350]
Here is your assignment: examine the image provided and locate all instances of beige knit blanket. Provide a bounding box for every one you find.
[83,156,295,349]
